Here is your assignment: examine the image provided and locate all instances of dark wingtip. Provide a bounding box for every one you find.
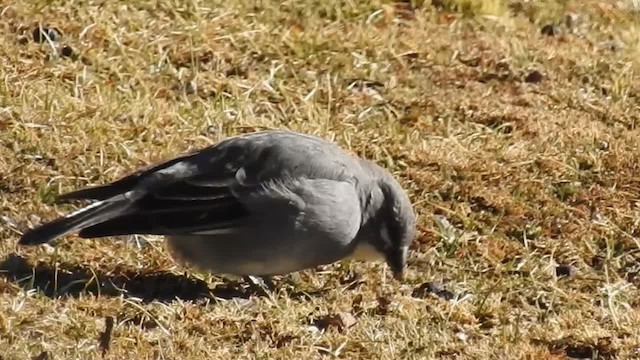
[53,197,71,205]
[54,189,97,204]
[18,226,53,246]
[17,217,76,246]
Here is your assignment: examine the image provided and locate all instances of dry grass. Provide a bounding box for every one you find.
[2,0,640,358]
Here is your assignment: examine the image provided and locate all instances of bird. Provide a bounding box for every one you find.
[18,130,417,284]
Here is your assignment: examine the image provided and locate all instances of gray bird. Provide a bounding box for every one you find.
[18,130,417,282]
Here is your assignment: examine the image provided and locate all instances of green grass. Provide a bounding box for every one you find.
[2,0,640,358]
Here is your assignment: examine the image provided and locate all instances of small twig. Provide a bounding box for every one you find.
[99,316,115,357]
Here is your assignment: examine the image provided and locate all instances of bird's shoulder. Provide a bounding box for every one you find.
[194,130,370,184]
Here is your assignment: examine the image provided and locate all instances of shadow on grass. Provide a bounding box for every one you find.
[0,253,274,303]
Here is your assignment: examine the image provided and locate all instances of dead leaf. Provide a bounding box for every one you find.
[312,312,357,332]
[376,295,393,315]
[32,352,49,360]
[352,294,364,315]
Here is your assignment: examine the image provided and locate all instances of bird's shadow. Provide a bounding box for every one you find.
[0,254,326,303]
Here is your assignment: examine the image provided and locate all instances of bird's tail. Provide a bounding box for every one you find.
[18,196,133,246]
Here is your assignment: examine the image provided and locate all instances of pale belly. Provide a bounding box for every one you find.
[345,242,385,261]
[164,235,339,276]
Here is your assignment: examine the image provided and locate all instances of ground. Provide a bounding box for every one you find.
[1,0,640,358]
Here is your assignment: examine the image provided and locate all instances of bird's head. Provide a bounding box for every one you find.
[349,173,417,281]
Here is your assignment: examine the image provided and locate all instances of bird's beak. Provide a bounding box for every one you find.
[386,246,408,281]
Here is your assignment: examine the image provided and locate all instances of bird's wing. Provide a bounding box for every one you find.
[20,131,368,244]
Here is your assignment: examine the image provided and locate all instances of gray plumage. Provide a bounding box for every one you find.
[19,130,417,279]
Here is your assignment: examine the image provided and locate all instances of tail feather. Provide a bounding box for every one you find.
[55,152,196,204]
[19,197,133,245]
[55,179,137,203]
